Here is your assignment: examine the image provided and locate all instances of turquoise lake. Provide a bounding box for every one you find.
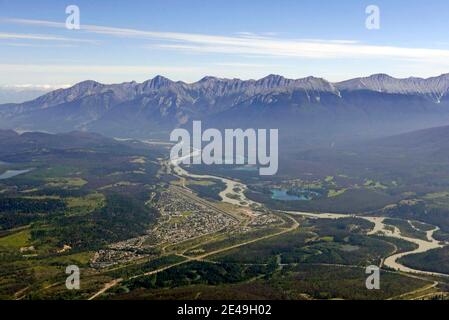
[271,189,319,201]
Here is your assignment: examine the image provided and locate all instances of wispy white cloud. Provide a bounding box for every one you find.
[233,32,279,40]
[0,42,77,48]
[4,17,449,63]
[0,63,201,75]
[214,62,279,68]
[1,84,71,90]
[0,32,96,43]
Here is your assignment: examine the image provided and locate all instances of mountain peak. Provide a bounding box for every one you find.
[142,75,173,90]
[335,73,449,101]
[256,74,290,88]
[265,74,284,79]
[367,73,394,79]
[198,76,219,82]
[33,79,104,107]
[71,80,102,89]
[260,74,285,81]
[150,75,172,84]
[152,75,171,82]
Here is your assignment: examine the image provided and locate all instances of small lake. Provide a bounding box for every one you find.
[271,188,320,201]
[0,169,33,180]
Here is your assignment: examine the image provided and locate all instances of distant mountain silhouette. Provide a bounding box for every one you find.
[1,74,449,142]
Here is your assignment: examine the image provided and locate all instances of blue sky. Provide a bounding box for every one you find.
[1,0,449,87]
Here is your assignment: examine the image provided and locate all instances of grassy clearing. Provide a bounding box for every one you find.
[43,251,94,266]
[364,179,388,190]
[21,195,61,200]
[27,165,79,180]
[0,229,31,249]
[168,211,193,224]
[99,181,139,190]
[45,177,87,188]
[65,193,105,216]
[185,226,285,257]
[327,188,347,197]
[129,157,146,164]
[187,179,215,186]
[423,192,449,209]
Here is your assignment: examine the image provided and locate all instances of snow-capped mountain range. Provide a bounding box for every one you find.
[1,73,449,141]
